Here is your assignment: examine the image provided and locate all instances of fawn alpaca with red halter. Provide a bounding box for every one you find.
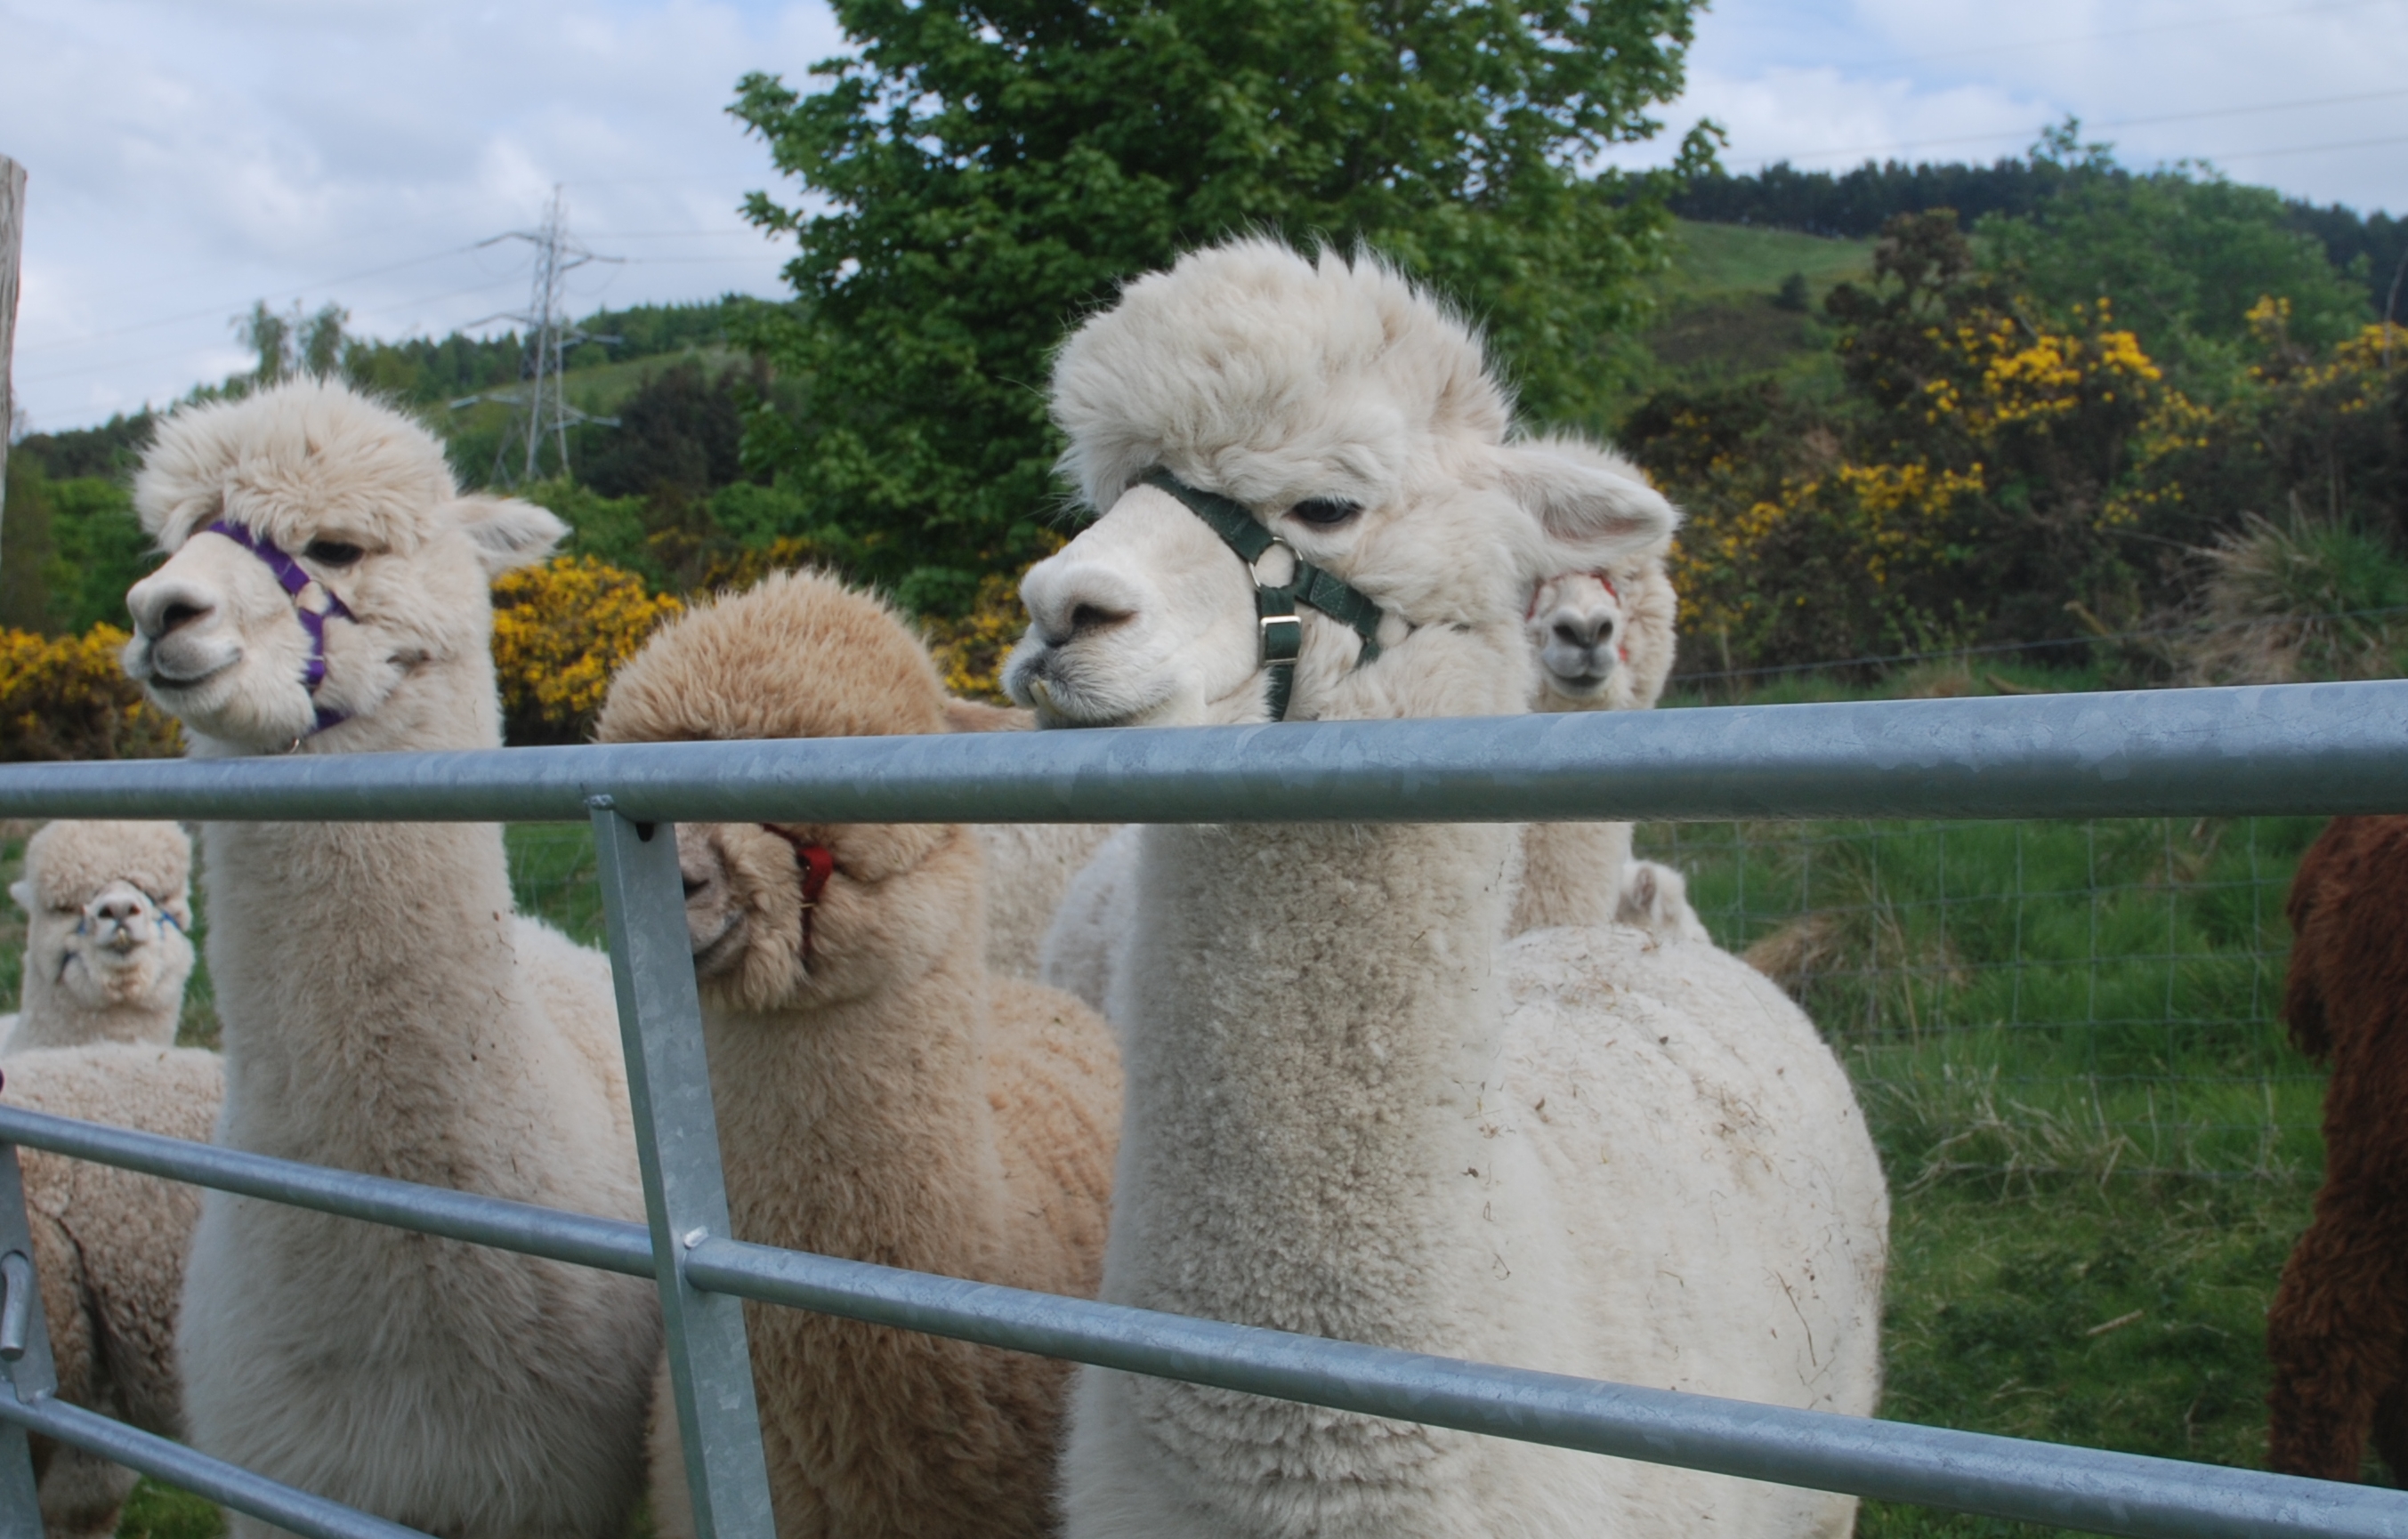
[594,568,1122,1539]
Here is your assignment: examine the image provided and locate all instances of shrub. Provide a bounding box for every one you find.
[490,557,683,745]
[920,574,1031,704]
[0,625,182,762]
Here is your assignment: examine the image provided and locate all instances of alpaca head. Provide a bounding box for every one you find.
[1005,239,1678,728]
[123,378,566,754]
[597,569,984,1014]
[1528,552,1678,713]
[1527,572,1628,705]
[9,820,196,1034]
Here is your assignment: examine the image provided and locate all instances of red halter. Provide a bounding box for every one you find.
[757,826,836,967]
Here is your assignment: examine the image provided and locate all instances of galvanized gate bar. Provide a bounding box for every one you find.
[0,1092,2388,1539]
[0,1105,650,1277]
[0,1146,53,1539]
[0,1394,429,1539]
[0,681,2403,826]
[591,807,776,1539]
[685,1236,2407,1539]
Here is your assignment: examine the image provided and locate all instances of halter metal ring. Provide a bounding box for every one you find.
[1250,539,1297,587]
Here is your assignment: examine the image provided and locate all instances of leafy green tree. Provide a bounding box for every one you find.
[1978,126,2370,383]
[731,0,1712,612]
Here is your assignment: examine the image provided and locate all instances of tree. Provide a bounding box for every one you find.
[731,0,1712,612]
[233,300,349,387]
[1977,126,2371,381]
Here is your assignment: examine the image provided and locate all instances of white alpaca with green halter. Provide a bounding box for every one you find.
[1009,238,1887,1539]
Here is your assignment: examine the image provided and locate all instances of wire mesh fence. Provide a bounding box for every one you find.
[497,812,2333,1184]
[1636,815,2329,1184]
[2,811,2334,1183]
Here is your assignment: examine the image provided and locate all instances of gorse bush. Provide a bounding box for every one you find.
[0,625,182,762]
[1627,210,2408,678]
[489,557,684,745]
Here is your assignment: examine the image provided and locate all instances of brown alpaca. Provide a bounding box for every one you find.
[595,569,1120,1539]
[2267,814,2408,1482]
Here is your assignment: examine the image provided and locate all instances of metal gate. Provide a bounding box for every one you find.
[1,681,2404,1539]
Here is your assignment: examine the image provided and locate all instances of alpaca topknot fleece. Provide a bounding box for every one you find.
[597,569,949,745]
[133,377,458,554]
[1048,238,1514,517]
[18,821,191,918]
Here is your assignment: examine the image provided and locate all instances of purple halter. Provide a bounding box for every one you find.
[201,520,354,735]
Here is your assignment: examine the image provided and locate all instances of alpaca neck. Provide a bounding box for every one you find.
[196,649,539,1180]
[1510,820,1634,934]
[705,938,1006,1277]
[6,983,180,1052]
[1112,618,1530,1354]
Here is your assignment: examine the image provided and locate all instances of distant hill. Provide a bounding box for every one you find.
[1597,220,1873,415]
[1672,157,2406,315]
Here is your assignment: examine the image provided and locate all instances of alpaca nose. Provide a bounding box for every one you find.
[1552,611,1616,650]
[90,891,148,925]
[127,574,221,641]
[1021,560,1143,649]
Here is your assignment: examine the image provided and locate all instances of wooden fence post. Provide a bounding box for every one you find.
[0,155,25,574]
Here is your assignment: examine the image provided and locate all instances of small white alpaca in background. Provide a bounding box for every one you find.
[4,820,195,1052]
[2,1045,222,1539]
[1512,504,1708,942]
[120,378,658,1539]
[1012,238,1886,1539]
[1,822,215,1539]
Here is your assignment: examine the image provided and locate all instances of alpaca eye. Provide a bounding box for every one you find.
[1288,497,1362,528]
[303,540,365,567]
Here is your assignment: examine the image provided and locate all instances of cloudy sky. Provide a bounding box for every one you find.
[5,0,2406,434]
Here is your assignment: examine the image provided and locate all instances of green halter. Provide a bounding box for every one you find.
[1140,470,1394,721]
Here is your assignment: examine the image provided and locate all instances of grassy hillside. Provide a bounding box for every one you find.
[1656,219,1877,302]
[1612,220,1875,407]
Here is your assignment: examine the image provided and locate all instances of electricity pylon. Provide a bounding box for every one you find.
[463,187,620,485]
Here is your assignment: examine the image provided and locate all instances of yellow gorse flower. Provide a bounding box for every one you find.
[489,556,684,742]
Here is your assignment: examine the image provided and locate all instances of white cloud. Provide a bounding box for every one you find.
[3,0,845,431]
[1607,0,2408,210]
[5,0,2405,432]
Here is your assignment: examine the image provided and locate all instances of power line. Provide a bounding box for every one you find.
[1838,0,2404,72]
[15,275,529,389]
[1734,85,2408,169]
[14,242,493,358]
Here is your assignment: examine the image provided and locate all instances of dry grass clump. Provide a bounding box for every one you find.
[2171,512,2408,685]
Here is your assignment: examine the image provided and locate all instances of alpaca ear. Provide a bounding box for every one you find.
[453,496,569,577]
[1496,440,1679,556]
[5,880,28,915]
